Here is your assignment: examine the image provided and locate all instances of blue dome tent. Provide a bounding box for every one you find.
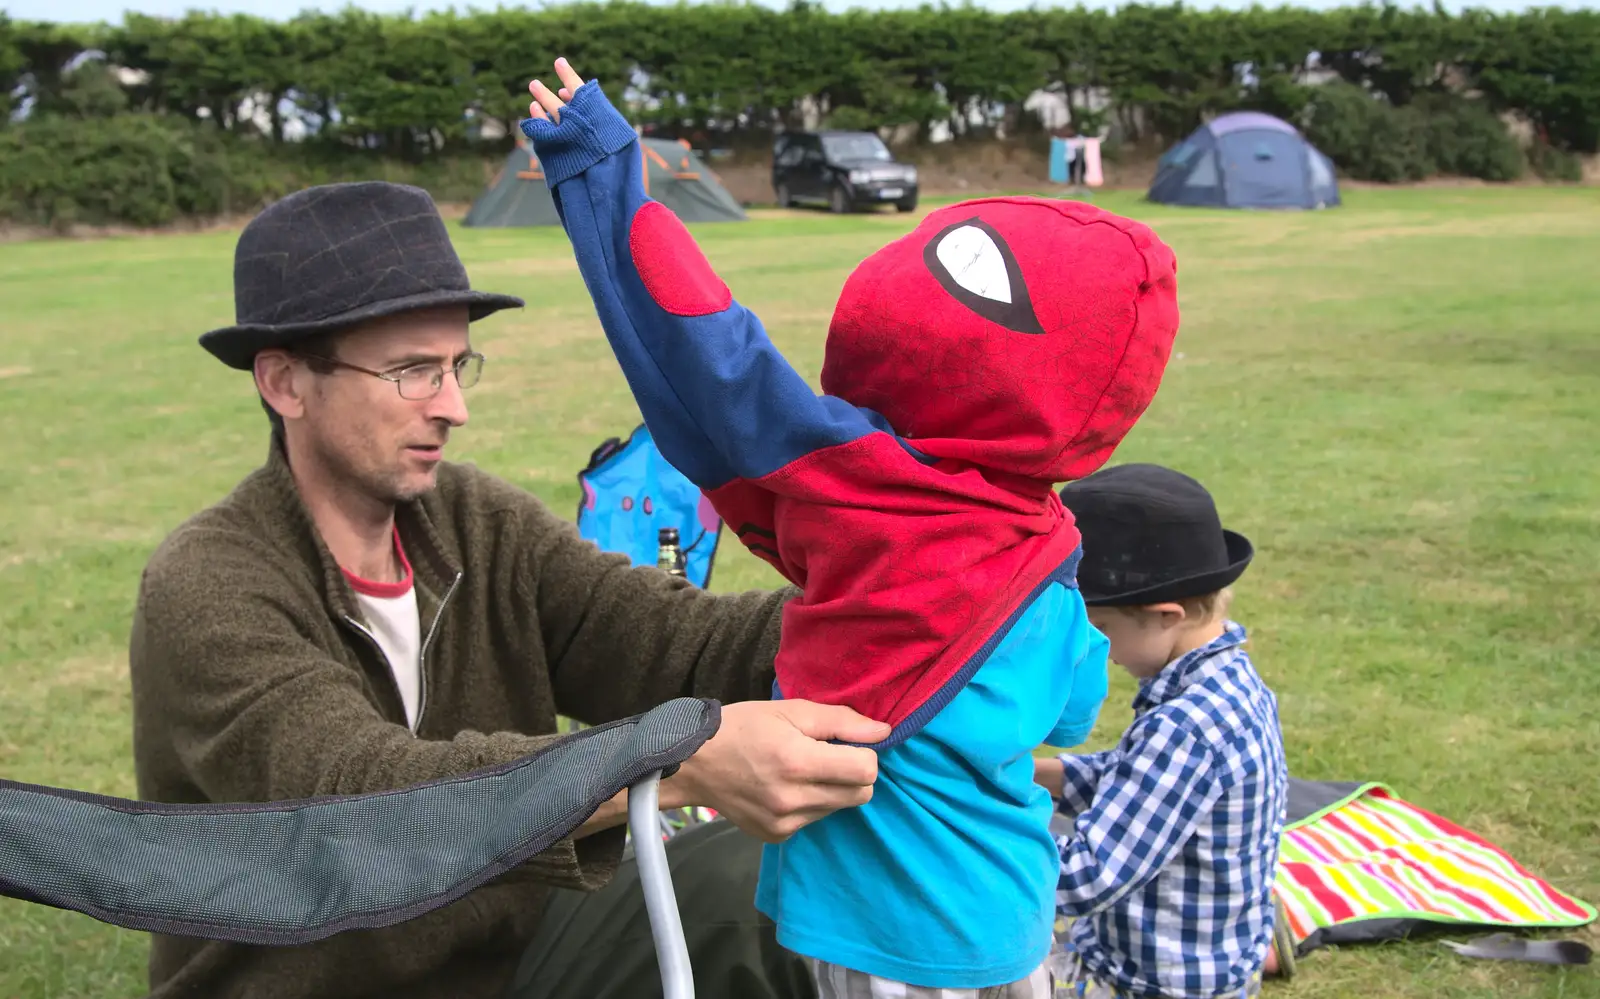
[1147,112,1340,210]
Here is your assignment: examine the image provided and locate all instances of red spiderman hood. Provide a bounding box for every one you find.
[821,197,1180,487]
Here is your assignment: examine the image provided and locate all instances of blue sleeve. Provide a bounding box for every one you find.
[1055,716,1223,915]
[1044,597,1109,748]
[521,83,877,493]
[1055,750,1115,817]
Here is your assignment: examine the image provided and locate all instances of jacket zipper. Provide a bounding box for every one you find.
[341,569,461,736]
[340,614,407,726]
[413,570,463,734]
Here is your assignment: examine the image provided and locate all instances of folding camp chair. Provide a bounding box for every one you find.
[1,697,715,999]
[628,770,695,996]
[564,713,718,845]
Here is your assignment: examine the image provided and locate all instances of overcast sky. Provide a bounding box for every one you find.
[6,0,1590,26]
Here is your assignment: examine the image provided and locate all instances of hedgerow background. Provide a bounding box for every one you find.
[2,2,1596,228]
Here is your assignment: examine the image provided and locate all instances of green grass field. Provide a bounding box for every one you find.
[2,186,1598,998]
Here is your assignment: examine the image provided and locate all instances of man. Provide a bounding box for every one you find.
[127,180,887,998]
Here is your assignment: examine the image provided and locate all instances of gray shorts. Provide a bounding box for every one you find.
[1052,954,1262,999]
[808,958,1054,999]
[1048,917,1264,999]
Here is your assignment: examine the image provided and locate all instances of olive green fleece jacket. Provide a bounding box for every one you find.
[127,435,789,999]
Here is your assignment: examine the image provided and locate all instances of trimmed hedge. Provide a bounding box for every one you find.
[1289,83,1526,183]
[0,112,495,230]
[3,3,1595,226]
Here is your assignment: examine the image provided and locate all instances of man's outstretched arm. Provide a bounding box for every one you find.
[487,467,891,842]
[134,509,887,852]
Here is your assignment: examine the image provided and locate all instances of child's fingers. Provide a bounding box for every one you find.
[557,88,572,102]
[553,56,584,94]
[529,79,564,121]
[526,101,549,121]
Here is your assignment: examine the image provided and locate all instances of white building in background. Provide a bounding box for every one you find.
[466,109,508,142]
[792,84,1118,145]
[235,92,310,141]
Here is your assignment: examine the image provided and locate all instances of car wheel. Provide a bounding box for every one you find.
[829,186,850,214]
[775,183,792,208]
[895,197,918,213]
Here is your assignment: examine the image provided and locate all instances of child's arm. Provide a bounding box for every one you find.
[520,80,877,495]
[1033,755,1065,796]
[1038,603,1111,816]
[1042,619,1109,751]
[1049,750,1117,817]
[1054,714,1224,916]
[1037,749,1119,816]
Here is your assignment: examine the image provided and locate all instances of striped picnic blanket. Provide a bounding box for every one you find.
[1275,781,1596,952]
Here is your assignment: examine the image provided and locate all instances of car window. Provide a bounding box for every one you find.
[776,143,807,167]
[822,134,892,162]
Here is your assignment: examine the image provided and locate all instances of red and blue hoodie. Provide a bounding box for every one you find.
[524,82,1181,985]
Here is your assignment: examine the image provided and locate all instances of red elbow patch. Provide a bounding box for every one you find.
[628,200,733,317]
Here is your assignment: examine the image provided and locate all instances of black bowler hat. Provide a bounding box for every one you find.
[1059,463,1253,606]
[199,182,525,370]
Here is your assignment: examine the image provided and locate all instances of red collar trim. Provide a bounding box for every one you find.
[341,525,415,599]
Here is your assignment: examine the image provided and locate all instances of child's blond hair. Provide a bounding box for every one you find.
[1104,586,1233,627]
[1177,586,1233,625]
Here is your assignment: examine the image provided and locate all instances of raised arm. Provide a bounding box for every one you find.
[520,65,877,494]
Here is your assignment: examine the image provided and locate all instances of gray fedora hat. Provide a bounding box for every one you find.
[200,181,525,370]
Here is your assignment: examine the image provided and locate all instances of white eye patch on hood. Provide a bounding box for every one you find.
[922,216,1044,334]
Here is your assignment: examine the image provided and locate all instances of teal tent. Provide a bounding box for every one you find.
[463,136,748,227]
[462,138,562,227]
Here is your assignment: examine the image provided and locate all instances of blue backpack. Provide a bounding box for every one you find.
[574,424,725,839]
[576,423,722,589]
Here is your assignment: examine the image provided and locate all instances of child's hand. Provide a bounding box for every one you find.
[527,57,587,124]
[1033,755,1064,798]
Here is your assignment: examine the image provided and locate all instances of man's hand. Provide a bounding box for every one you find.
[663,700,889,844]
[527,56,586,124]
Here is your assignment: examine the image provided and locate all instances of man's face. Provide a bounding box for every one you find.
[292,306,474,504]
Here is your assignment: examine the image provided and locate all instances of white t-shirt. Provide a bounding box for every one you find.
[343,533,423,729]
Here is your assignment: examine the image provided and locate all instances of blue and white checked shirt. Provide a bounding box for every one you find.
[1054,621,1288,998]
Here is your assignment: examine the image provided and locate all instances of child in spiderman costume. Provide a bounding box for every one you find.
[524,60,1180,998]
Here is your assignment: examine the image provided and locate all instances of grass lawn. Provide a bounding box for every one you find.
[2,185,1598,998]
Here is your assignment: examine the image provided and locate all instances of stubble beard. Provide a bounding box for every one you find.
[310,429,435,509]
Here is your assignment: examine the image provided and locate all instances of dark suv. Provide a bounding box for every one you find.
[772,130,919,213]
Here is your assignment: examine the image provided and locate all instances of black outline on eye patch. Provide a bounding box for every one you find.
[922,216,1045,335]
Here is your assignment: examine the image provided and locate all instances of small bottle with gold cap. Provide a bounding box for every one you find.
[656,527,687,578]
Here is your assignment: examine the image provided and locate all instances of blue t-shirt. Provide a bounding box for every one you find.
[754,580,1111,987]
